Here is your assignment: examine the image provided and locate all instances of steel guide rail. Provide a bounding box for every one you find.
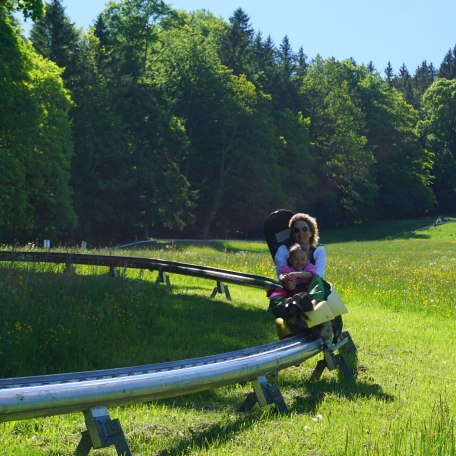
[0,250,282,290]
[0,336,315,389]
[0,335,323,422]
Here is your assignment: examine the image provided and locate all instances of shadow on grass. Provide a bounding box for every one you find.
[322,218,436,243]
[291,377,394,414]
[0,267,275,377]
[153,409,273,456]
[397,231,431,240]
[282,346,393,414]
[144,364,393,455]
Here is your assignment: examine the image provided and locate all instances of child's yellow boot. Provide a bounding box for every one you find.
[275,317,294,339]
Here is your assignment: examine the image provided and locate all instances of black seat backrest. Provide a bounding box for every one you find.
[263,209,295,259]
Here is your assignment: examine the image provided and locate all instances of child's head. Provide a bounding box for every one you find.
[288,243,309,270]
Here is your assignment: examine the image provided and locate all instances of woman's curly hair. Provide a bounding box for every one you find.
[288,213,319,247]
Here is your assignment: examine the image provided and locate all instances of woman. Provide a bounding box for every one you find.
[268,213,329,338]
[274,213,327,279]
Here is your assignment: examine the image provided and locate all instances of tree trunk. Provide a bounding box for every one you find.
[199,129,237,238]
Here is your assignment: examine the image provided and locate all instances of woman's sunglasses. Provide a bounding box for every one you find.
[292,226,310,233]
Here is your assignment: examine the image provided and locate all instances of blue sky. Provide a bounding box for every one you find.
[21,0,456,75]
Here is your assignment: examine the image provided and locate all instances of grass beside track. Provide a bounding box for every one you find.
[0,219,455,455]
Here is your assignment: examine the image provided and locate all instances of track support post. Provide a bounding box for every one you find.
[310,331,356,382]
[64,263,76,275]
[108,267,120,278]
[210,281,231,300]
[75,407,132,456]
[240,374,288,414]
[154,268,172,292]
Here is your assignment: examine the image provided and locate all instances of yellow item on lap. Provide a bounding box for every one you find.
[302,288,348,328]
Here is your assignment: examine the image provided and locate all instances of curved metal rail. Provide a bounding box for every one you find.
[0,335,322,422]
[0,250,281,290]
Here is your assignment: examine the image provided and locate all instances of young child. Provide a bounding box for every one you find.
[268,244,325,335]
[279,243,318,295]
[269,244,320,300]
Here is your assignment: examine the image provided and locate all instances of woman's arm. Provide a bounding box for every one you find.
[313,246,327,278]
[274,245,289,278]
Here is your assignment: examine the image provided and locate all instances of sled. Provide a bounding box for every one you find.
[263,210,347,336]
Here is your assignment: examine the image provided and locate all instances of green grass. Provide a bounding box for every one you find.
[0,220,455,455]
[322,217,455,243]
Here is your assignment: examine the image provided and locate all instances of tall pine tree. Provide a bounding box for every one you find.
[438,45,456,79]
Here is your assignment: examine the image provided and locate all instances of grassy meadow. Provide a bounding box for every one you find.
[0,219,455,455]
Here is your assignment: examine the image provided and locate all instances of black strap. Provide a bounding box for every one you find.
[308,246,316,265]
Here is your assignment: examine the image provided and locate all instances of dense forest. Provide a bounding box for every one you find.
[2,0,456,244]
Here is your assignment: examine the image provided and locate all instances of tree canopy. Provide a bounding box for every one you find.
[1,1,455,243]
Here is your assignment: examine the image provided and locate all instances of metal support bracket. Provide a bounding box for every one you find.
[63,263,76,275]
[210,281,231,300]
[154,268,172,292]
[75,407,132,456]
[239,374,288,414]
[339,331,357,353]
[108,267,120,278]
[310,331,356,382]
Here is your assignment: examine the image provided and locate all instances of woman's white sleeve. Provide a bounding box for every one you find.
[314,246,327,278]
[274,245,289,278]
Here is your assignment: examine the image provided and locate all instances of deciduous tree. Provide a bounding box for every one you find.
[0,10,75,242]
[419,78,456,212]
